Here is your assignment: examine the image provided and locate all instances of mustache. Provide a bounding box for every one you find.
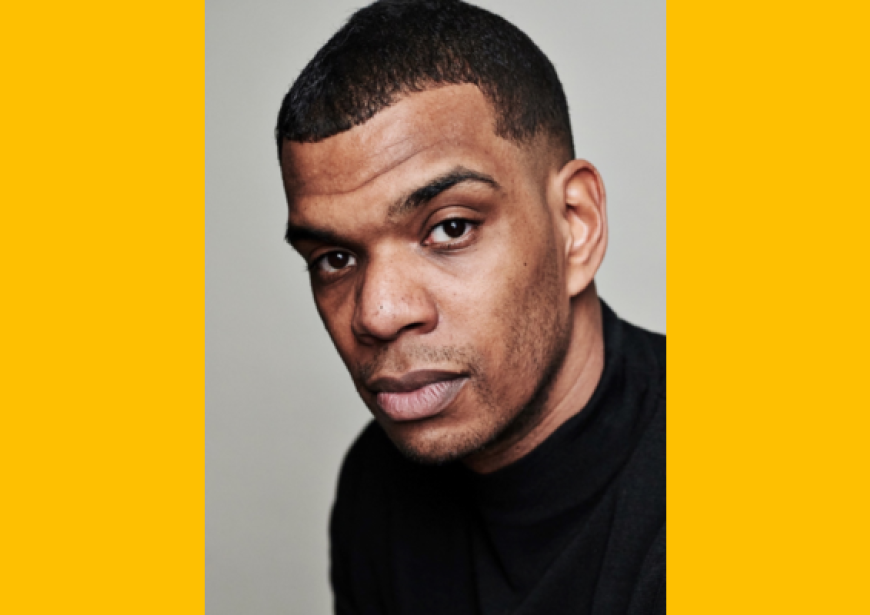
[357,344,482,384]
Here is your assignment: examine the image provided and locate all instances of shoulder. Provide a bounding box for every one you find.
[620,317,666,383]
[616,316,666,504]
[592,309,666,612]
[333,421,397,513]
[627,525,666,615]
[330,422,397,613]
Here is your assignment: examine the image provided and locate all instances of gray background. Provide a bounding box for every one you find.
[206,1,665,613]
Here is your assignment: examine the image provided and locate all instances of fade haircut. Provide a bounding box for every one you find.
[275,0,574,162]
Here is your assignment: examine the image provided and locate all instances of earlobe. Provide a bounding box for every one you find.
[557,160,608,297]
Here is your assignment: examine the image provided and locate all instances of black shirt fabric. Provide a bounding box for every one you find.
[330,302,666,615]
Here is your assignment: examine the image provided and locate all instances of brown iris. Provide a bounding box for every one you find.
[441,220,466,239]
[326,252,351,270]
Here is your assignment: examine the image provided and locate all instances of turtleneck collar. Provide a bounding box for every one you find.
[465,301,663,525]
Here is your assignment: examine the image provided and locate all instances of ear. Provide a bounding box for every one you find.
[553,160,608,297]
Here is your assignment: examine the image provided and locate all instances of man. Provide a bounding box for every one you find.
[276,1,664,613]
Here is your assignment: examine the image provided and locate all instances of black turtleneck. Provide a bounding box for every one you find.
[329,303,665,615]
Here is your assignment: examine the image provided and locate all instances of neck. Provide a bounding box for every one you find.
[463,289,605,474]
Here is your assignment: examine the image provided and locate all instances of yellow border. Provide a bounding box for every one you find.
[2,2,204,612]
[670,1,870,612]
[5,0,870,611]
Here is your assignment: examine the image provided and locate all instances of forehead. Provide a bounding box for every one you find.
[282,85,530,209]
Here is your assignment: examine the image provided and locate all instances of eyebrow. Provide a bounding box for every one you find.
[284,166,499,245]
[284,223,343,246]
[387,166,500,218]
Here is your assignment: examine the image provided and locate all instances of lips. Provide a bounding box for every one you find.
[370,370,468,422]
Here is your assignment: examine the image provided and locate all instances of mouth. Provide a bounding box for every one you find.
[368,370,469,422]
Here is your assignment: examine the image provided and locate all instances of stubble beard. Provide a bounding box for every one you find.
[369,248,574,467]
[383,299,573,468]
[467,310,573,463]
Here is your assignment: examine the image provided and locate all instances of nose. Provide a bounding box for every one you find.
[351,253,438,344]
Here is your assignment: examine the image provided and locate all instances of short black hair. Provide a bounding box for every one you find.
[275,0,574,161]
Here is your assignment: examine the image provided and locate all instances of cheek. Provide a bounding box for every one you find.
[313,289,357,359]
[501,244,565,373]
[442,223,562,372]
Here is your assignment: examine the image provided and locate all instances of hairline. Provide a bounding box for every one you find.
[279,83,574,169]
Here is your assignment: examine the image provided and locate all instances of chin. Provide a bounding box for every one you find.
[381,416,495,466]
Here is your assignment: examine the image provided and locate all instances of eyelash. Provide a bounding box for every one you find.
[307,253,354,274]
[424,218,478,248]
[307,218,479,278]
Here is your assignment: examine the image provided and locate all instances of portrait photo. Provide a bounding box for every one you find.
[206,1,665,613]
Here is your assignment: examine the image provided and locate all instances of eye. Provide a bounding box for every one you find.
[314,251,356,274]
[427,219,473,245]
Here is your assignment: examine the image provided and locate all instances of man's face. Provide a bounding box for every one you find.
[283,85,573,465]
